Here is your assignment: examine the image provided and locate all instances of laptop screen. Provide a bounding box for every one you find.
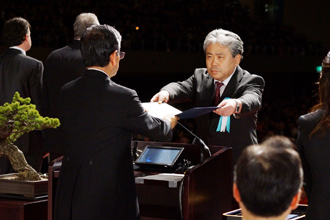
[135,145,184,166]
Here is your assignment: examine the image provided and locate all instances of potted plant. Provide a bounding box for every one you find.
[0,92,60,181]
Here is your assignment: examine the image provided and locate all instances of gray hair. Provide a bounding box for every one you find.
[203,29,244,59]
[73,13,100,39]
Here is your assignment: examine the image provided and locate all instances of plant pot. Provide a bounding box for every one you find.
[0,173,48,200]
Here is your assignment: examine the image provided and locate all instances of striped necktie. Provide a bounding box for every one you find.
[214,81,224,106]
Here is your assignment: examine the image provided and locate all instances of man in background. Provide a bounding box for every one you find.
[0,17,44,173]
[42,13,99,159]
[233,136,303,220]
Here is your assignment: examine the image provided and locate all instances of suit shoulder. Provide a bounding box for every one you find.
[240,68,264,79]
[240,68,265,85]
[298,110,323,127]
[47,46,67,57]
[111,81,137,96]
[61,77,81,91]
[24,55,43,65]
[193,68,213,80]
[46,45,75,60]
[6,54,43,69]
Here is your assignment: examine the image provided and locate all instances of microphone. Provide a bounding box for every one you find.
[177,121,211,162]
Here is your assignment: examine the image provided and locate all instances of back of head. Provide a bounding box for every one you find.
[3,17,30,47]
[203,28,244,58]
[234,136,303,217]
[73,13,100,39]
[261,135,296,150]
[80,24,121,67]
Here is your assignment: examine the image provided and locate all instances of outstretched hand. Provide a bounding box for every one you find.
[213,99,237,116]
[150,90,170,103]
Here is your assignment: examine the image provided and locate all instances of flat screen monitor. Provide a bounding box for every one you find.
[135,145,184,168]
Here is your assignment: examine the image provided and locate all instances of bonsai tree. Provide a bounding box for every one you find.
[0,92,60,180]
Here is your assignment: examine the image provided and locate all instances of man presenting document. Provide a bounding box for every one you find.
[151,28,265,165]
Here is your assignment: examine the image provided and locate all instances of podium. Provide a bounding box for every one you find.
[47,141,233,220]
[133,141,233,220]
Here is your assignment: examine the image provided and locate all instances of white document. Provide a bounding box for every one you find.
[141,102,182,119]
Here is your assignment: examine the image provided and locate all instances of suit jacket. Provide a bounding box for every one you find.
[42,40,86,153]
[0,48,43,153]
[54,70,173,220]
[297,109,330,220]
[162,66,264,164]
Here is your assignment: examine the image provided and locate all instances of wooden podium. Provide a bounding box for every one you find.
[133,141,233,220]
[48,141,233,220]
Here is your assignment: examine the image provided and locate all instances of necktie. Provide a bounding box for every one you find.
[214,82,224,106]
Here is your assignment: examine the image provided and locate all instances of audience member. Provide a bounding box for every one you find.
[42,12,99,160]
[151,28,265,165]
[54,24,178,220]
[296,51,330,220]
[0,17,44,173]
[233,135,303,220]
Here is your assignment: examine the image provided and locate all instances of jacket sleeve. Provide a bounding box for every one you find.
[162,74,196,103]
[237,74,265,118]
[122,90,173,142]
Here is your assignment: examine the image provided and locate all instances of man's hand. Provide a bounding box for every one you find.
[163,114,179,129]
[213,99,241,116]
[150,90,170,103]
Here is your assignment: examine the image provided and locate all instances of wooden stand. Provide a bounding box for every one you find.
[0,198,47,220]
[134,141,233,220]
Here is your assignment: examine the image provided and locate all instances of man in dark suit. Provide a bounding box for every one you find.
[151,28,265,166]
[42,13,99,159]
[54,24,178,220]
[0,17,44,173]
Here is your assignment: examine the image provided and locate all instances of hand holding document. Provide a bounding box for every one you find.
[142,102,221,119]
[142,102,182,119]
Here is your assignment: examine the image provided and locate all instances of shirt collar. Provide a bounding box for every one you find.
[10,46,26,55]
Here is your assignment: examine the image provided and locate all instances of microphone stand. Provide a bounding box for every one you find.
[177,121,211,163]
[132,139,138,161]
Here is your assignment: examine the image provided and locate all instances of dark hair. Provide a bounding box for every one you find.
[309,51,330,137]
[80,24,121,67]
[73,13,99,39]
[3,17,31,46]
[234,136,303,217]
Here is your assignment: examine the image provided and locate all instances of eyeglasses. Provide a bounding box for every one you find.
[117,51,125,60]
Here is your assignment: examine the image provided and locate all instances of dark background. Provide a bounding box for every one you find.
[0,0,329,142]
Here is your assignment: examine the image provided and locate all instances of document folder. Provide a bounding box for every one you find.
[142,102,220,119]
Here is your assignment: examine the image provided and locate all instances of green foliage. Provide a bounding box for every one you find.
[0,92,60,143]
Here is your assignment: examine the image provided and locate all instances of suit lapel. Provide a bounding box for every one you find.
[203,75,216,107]
[220,66,243,100]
